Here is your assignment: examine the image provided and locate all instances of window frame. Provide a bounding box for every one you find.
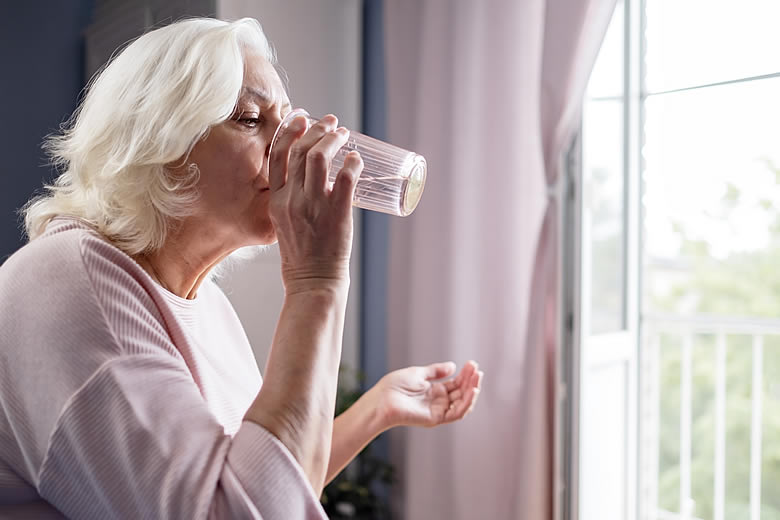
[563,2,780,520]
[558,0,645,519]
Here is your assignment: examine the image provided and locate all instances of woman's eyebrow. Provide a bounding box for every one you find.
[240,86,291,110]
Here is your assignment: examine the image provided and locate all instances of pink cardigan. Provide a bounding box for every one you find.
[0,218,326,519]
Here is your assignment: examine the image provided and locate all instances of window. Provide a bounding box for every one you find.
[575,2,780,520]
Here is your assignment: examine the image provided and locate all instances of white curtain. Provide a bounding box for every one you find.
[383,0,616,518]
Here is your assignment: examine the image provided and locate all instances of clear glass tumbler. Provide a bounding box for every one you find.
[270,109,426,217]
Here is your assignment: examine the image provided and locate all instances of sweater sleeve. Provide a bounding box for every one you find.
[37,355,326,520]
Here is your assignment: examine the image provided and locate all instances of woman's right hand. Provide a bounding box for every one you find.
[254,114,363,494]
[267,113,363,295]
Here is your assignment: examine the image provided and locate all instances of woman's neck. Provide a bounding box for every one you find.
[135,221,235,299]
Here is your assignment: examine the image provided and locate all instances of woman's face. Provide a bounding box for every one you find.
[183,51,292,248]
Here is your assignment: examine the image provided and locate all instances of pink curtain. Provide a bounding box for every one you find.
[384,1,615,518]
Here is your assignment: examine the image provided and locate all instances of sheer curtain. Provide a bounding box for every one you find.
[383,0,615,518]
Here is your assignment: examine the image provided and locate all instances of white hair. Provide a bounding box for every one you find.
[23,17,277,255]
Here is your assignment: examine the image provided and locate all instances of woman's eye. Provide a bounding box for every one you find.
[239,117,261,128]
[232,110,263,128]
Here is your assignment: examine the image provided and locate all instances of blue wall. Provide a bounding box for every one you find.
[359,0,391,475]
[0,1,94,261]
[360,0,389,391]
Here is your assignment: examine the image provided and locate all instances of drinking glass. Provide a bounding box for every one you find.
[270,109,426,216]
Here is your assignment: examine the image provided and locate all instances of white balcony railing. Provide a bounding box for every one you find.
[641,314,780,520]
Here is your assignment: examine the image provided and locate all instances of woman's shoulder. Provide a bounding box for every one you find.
[3,217,85,265]
[0,217,170,349]
[1,217,144,294]
[1,218,96,297]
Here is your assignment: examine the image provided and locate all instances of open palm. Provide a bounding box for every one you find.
[376,361,483,429]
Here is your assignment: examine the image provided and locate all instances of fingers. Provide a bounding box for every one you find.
[458,360,477,385]
[467,369,484,414]
[473,368,483,389]
[444,363,483,423]
[445,367,477,403]
[331,151,362,213]
[271,113,355,204]
[424,361,457,381]
[303,126,350,199]
[444,360,477,392]
[445,386,475,422]
[288,114,338,191]
[268,114,307,192]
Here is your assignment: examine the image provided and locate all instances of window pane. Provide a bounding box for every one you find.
[645,1,780,93]
[643,76,780,520]
[643,77,780,297]
[583,99,625,334]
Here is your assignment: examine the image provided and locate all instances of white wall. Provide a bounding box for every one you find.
[215,0,363,373]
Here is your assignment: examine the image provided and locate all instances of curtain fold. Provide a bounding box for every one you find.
[384,1,615,518]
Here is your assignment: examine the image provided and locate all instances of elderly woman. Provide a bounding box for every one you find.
[0,16,482,519]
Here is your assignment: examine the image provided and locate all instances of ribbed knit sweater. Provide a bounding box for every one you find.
[0,217,326,519]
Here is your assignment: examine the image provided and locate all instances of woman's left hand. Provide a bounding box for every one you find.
[324,361,483,484]
[372,361,483,429]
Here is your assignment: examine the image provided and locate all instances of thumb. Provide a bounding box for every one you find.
[424,361,456,381]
